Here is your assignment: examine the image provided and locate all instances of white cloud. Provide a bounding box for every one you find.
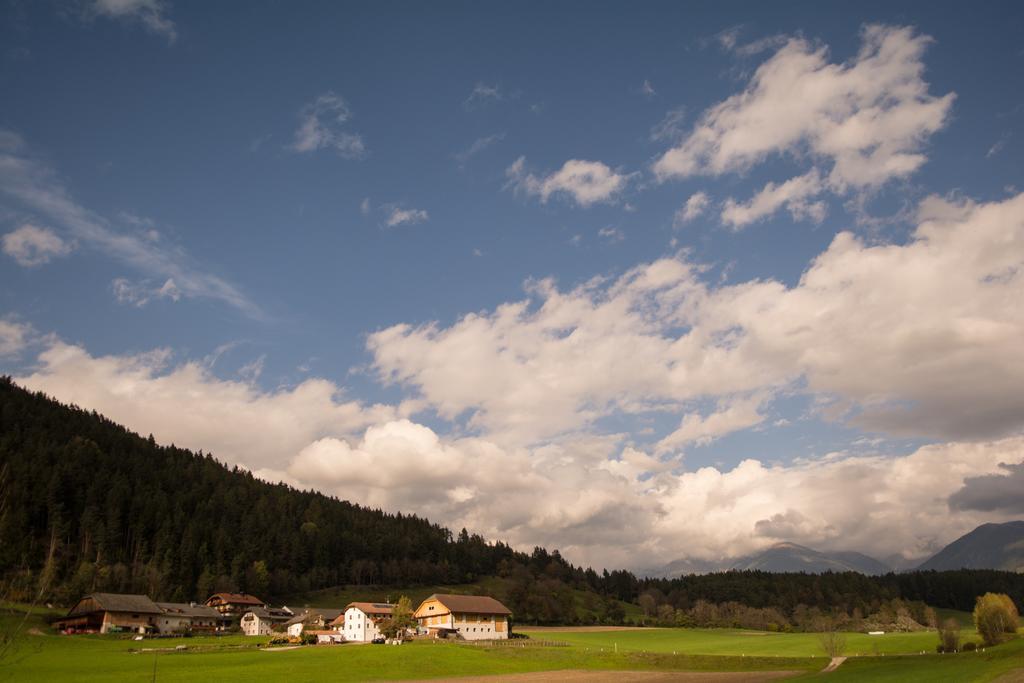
[0,318,32,357]
[360,197,371,215]
[14,336,1024,568]
[2,223,72,266]
[291,92,366,158]
[369,192,1024,445]
[674,192,710,227]
[656,394,767,452]
[655,25,955,196]
[720,170,827,229]
[0,132,260,317]
[640,80,657,97]
[90,0,176,43]
[112,277,182,307]
[505,157,630,208]
[384,206,429,228]
[464,83,503,109]
[16,341,397,472]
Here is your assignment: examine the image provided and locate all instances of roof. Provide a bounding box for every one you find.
[206,593,264,606]
[68,593,162,616]
[156,602,221,619]
[283,607,345,626]
[346,602,395,616]
[425,594,512,616]
[244,607,293,621]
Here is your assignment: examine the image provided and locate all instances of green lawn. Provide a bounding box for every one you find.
[518,625,968,657]
[3,604,1021,682]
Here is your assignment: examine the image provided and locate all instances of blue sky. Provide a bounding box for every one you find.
[2,1,1023,570]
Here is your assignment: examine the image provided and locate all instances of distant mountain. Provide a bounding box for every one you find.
[649,542,891,578]
[728,542,891,575]
[917,521,1024,572]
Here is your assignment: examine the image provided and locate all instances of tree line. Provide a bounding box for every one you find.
[2,378,1022,628]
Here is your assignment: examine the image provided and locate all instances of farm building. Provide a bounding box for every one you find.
[204,592,266,619]
[53,593,163,634]
[414,594,511,640]
[240,606,293,636]
[332,602,395,642]
[154,602,222,633]
[284,607,345,637]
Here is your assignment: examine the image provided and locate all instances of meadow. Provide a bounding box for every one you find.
[2,605,1021,682]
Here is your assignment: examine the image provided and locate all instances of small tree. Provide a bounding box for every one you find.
[378,596,416,639]
[973,593,1020,646]
[937,617,961,653]
[817,618,846,658]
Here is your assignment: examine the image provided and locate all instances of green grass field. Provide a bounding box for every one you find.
[2,604,1021,682]
[518,624,972,657]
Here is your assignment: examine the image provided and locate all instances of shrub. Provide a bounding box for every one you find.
[973,593,1020,646]
[938,617,961,653]
[963,641,977,652]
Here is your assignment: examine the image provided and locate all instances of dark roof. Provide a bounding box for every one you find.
[156,602,221,619]
[206,592,264,606]
[68,593,162,616]
[428,594,512,616]
[283,607,345,626]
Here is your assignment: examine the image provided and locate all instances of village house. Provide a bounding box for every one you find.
[204,592,266,619]
[307,629,345,644]
[53,593,163,634]
[284,607,345,637]
[240,606,293,636]
[331,602,395,642]
[414,594,511,640]
[154,602,221,633]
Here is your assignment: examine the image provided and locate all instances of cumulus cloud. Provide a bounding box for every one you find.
[948,462,1024,514]
[370,192,1024,445]
[505,156,630,208]
[598,227,624,243]
[384,206,429,228]
[656,25,954,224]
[0,132,260,317]
[15,341,397,471]
[291,92,366,158]
[720,170,827,229]
[2,223,73,266]
[14,337,1024,568]
[89,0,177,43]
[656,394,767,452]
[640,80,657,98]
[674,192,710,227]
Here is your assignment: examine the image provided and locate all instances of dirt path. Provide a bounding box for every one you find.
[821,657,847,672]
[388,670,800,683]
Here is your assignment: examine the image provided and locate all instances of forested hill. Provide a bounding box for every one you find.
[0,378,537,604]
[2,377,1023,627]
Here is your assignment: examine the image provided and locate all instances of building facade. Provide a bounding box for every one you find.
[414,594,511,640]
[53,593,163,634]
[284,607,345,637]
[240,606,293,635]
[332,602,395,642]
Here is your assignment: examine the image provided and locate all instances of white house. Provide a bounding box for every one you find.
[284,607,345,637]
[414,594,511,641]
[331,602,395,642]
[154,602,221,634]
[240,606,292,636]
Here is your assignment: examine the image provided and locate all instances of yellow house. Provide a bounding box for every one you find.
[413,594,511,640]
